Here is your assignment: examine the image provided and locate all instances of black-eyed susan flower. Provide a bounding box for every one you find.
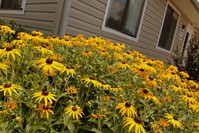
[123,117,146,133]
[158,118,170,127]
[0,24,15,34]
[11,38,26,48]
[136,88,153,101]
[181,94,197,104]
[6,100,17,112]
[64,105,84,120]
[61,66,76,77]
[113,52,124,60]
[33,46,53,55]
[99,82,111,90]
[151,122,163,133]
[116,101,137,117]
[0,83,22,96]
[91,113,106,119]
[35,103,54,119]
[145,76,158,88]
[0,61,9,70]
[115,62,131,70]
[31,30,44,36]
[32,89,57,106]
[81,77,101,88]
[189,101,199,113]
[15,116,23,122]
[1,47,21,60]
[110,87,124,92]
[179,71,190,79]
[164,113,183,130]
[34,58,63,75]
[82,51,93,57]
[102,95,111,101]
[65,86,78,94]
[168,84,182,92]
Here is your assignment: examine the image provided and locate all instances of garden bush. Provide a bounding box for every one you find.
[0,24,198,133]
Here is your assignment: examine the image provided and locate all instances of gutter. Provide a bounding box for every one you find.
[190,0,199,13]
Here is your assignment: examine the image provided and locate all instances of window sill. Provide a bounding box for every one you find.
[0,9,25,14]
[156,46,172,53]
[102,26,139,42]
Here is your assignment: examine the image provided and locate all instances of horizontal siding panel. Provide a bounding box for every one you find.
[70,8,102,27]
[25,4,57,12]
[0,17,53,30]
[147,1,165,19]
[71,0,104,19]
[26,0,58,4]
[0,12,55,21]
[79,0,106,12]
[97,0,107,4]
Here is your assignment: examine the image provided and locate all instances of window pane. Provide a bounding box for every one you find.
[1,0,22,9]
[158,5,179,51]
[123,0,145,37]
[105,0,128,32]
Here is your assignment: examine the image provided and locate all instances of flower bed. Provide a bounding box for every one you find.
[0,24,198,132]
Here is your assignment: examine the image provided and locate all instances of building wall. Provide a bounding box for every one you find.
[0,0,64,35]
[66,0,190,62]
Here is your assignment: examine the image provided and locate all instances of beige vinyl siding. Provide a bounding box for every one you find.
[0,0,63,35]
[66,0,173,62]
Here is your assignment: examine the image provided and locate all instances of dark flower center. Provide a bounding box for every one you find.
[89,77,95,80]
[139,69,144,72]
[147,63,153,66]
[102,82,107,85]
[66,66,71,69]
[175,84,179,87]
[134,117,142,124]
[42,89,49,96]
[46,58,53,64]
[127,52,131,54]
[6,47,13,51]
[43,106,49,110]
[149,76,154,80]
[72,107,77,111]
[143,89,148,94]
[85,51,89,53]
[125,102,131,107]
[173,116,178,120]
[0,46,4,49]
[122,62,126,64]
[171,72,176,75]
[4,83,12,88]
[187,95,192,97]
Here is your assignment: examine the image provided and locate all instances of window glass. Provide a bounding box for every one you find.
[158,5,179,51]
[1,0,22,10]
[105,0,145,37]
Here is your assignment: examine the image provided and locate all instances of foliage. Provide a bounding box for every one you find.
[171,29,199,81]
[0,25,199,133]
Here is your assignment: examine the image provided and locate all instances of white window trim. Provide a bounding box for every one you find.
[101,0,148,42]
[156,1,181,53]
[0,0,26,14]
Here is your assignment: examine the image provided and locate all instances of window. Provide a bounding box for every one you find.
[157,4,179,51]
[0,0,26,14]
[102,0,146,40]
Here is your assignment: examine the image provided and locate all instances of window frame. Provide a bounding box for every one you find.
[101,0,147,42]
[0,0,26,14]
[156,2,181,53]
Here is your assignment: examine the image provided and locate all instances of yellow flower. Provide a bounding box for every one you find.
[0,61,9,70]
[35,103,54,119]
[65,86,78,94]
[91,113,106,119]
[181,94,197,104]
[115,62,131,70]
[145,76,158,88]
[164,113,183,130]
[99,82,111,89]
[81,77,101,88]
[102,95,111,101]
[179,71,190,79]
[0,83,22,96]
[123,117,146,133]
[158,118,170,127]
[168,84,182,92]
[1,47,21,60]
[11,38,26,48]
[151,122,163,133]
[15,116,23,122]
[82,50,93,57]
[110,87,123,92]
[6,100,17,112]
[32,89,57,106]
[64,105,84,120]
[136,88,153,101]
[116,101,137,117]
[34,58,63,75]
[33,46,53,55]
[61,66,76,77]
[31,30,44,36]
[113,52,124,60]
[0,25,15,34]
